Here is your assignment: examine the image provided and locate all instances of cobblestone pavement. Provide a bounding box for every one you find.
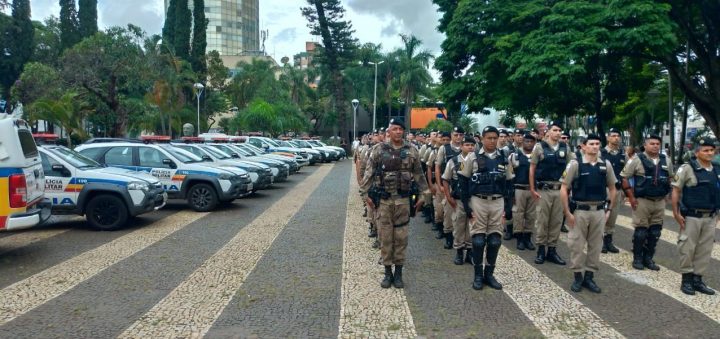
[1,161,719,338]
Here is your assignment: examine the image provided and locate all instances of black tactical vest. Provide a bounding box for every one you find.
[536,141,568,182]
[633,153,671,198]
[571,161,608,202]
[682,159,720,210]
[601,147,625,182]
[441,143,461,173]
[450,154,464,198]
[469,151,507,196]
[514,150,531,185]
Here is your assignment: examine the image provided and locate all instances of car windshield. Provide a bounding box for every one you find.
[173,145,212,161]
[159,145,203,163]
[286,141,301,147]
[262,138,280,147]
[241,144,264,155]
[230,145,255,156]
[293,140,310,147]
[49,147,101,168]
[201,145,231,159]
[308,140,323,147]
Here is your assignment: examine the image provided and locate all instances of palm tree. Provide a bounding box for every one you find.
[396,34,433,128]
[33,92,88,147]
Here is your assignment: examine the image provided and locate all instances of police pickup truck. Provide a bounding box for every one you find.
[75,139,252,212]
[38,143,167,230]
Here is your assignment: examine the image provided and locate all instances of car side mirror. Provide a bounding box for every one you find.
[202,155,212,161]
[51,164,71,177]
[162,158,177,169]
[231,153,240,158]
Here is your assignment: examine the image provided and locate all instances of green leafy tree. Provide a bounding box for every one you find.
[174,0,191,59]
[11,62,63,109]
[33,92,88,147]
[162,0,177,52]
[59,0,80,51]
[423,119,453,133]
[206,50,229,91]
[190,0,207,76]
[397,34,433,128]
[0,0,34,98]
[78,0,97,38]
[31,17,63,66]
[226,58,281,109]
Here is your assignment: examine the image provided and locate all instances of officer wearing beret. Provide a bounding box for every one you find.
[428,131,450,239]
[419,130,438,223]
[361,119,429,289]
[435,127,465,248]
[600,127,626,253]
[561,134,617,293]
[671,137,717,295]
[529,120,575,265]
[442,135,477,265]
[620,134,674,271]
[509,133,538,250]
[357,130,380,241]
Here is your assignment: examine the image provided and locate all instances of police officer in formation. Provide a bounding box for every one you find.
[671,137,717,295]
[560,134,617,293]
[509,132,537,250]
[361,119,429,289]
[427,131,449,239]
[419,130,438,224]
[529,120,574,265]
[435,127,465,249]
[600,128,625,253]
[620,134,673,271]
[442,135,476,265]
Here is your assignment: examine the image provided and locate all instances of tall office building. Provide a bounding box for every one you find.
[164,0,259,56]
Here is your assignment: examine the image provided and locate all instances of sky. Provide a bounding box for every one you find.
[26,0,445,63]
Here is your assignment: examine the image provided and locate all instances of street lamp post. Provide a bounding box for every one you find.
[193,83,204,136]
[352,99,359,142]
[368,61,384,130]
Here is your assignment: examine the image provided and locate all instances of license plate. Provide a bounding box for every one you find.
[247,183,253,191]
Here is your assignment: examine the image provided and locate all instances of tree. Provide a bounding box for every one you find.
[397,34,433,128]
[33,92,88,147]
[226,58,282,109]
[206,50,229,91]
[11,62,63,108]
[31,17,63,66]
[78,0,97,39]
[301,0,358,141]
[59,0,80,51]
[0,0,34,98]
[162,0,177,52]
[174,0,191,59]
[190,0,207,75]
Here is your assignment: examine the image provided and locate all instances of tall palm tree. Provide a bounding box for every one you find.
[396,34,433,128]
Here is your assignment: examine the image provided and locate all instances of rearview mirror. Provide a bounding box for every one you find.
[162,158,177,169]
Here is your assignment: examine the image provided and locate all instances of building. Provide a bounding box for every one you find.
[164,0,259,56]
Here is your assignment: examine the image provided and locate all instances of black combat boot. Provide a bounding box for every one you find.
[524,232,536,250]
[465,248,473,264]
[535,245,546,264]
[454,248,464,265]
[601,235,608,253]
[632,227,647,270]
[435,223,445,239]
[484,265,503,290]
[604,234,619,253]
[643,225,662,271]
[571,272,583,292]
[380,266,393,288]
[423,206,432,224]
[444,232,454,249]
[472,265,484,290]
[472,234,486,290]
[516,233,526,250]
[368,224,377,238]
[681,273,696,295]
[363,206,367,218]
[692,274,715,295]
[484,233,503,290]
[393,265,404,289]
[582,271,601,293]
[504,223,514,240]
[546,247,566,265]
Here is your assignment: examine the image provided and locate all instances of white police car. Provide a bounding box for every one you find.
[75,140,252,212]
[39,143,167,230]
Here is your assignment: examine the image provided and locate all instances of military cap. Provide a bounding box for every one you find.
[523,133,536,140]
[548,120,564,130]
[482,126,499,136]
[584,134,601,143]
[514,128,526,135]
[561,131,571,138]
[453,126,465,134]
[379,127,386,133]
[607,127,622,135]
[645,134,662,142]
[440,131,451,138]
[498,129,509,136]
[462,135,476,144]
[697,137,716,148]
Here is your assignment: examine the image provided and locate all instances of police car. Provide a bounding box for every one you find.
[38,140,167,230]
[208,143,290,182]
[0,117,51,231]
[75,138,252,212]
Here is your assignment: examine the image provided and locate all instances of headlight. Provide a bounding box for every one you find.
[264,168,272,174]
[217,173,233,180]
[128,181,149,191]
[240,173,249,179]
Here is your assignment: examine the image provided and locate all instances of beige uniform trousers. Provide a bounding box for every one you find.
[514,189,537,234]
[568,209,605,273]
[678,215,717,275]
[377,198,410,266]
[442,196,454,234]
[632,197,665,228]
[535,188,563,246]
[603,189,624,234]
[433,185,445,223]
[469,196,504,236]
[452,201,471,249]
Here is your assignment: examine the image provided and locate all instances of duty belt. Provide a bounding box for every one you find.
[514,184,530,190]
[575,204,605,211]
[683,209,717,218]
[474,194,503,200]
[640,196,665,201]
[537,182,561,190]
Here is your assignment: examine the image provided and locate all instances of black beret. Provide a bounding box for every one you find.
[548,120,563,130]
[388,118,404,129]
[498,129,509,136]
[379,127,386,133]
[697,137,716,148]
[514,128,525,135]
[607,127,622,135]
[561,132,571,138]
[463,135,476,144]
[453,126,465,134]
[645,134,662,142]
[584,134,601,143]
[482,126,499,136]
[440,131,451,138]
[523,133,536,140]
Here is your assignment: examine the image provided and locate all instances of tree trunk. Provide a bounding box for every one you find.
[667,65,720,139]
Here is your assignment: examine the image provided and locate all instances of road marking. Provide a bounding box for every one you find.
[119,164,334,339]
[496,247,625,338]
[616,215,720,261]
[0,210,208,326]
[338,171,417,338]
[0,227,74,255]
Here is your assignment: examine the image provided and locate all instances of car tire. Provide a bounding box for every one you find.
[188,183,218,212]
[86,194,129,231]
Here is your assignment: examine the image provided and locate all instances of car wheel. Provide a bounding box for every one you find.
[86,194,129,231]
[188,183,218,212]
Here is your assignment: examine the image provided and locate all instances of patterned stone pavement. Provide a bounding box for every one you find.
[0,160,719,338]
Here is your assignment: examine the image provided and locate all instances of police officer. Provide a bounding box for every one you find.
[428,131,449,238]
[529,120,574,265]
[443,135,476,265]
[435,127,465,248]
[671,137,717,295]
[621,134,674,271]
[510,133,537,250]
[356,131,377,239]
[361,119,429,289]
[498,129,510,149]
[561,134,617,293]
[459,126,513,290]
[419,130,438,224]
[600,128,625,253]
[499,129,516,241]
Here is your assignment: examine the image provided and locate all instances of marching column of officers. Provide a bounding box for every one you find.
[354,118,717,296]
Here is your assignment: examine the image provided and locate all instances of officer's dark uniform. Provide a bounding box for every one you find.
[600,127,625,253]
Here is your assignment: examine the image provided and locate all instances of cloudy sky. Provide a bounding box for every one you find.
[27,0,445,62]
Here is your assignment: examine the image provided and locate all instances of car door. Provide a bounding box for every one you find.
[40,152,78,208]
[136,146,182,193]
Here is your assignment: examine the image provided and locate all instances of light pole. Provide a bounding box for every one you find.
[193,83,204,136]
[368,60,384,130]
[352,99,359,142]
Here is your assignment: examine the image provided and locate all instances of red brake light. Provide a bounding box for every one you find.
[9,174,27,208]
